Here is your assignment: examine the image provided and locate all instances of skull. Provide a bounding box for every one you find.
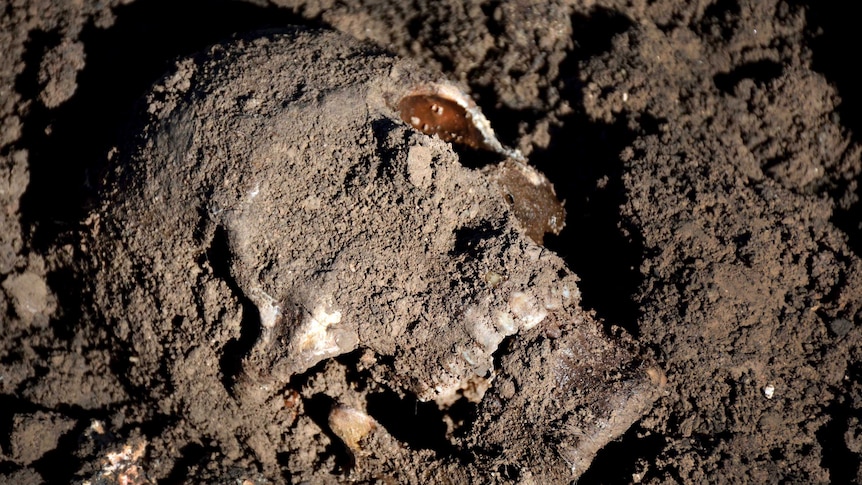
[89,27,662,480]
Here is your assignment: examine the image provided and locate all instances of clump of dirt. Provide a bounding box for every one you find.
[2,0,862,484]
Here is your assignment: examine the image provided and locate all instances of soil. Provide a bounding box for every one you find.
[2,0,861,484]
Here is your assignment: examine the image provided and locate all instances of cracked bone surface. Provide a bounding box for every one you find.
[91,28,663,480]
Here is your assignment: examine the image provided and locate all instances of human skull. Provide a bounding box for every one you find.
[88,27,662,480]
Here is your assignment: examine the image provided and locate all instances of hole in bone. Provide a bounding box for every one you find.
[303,392,356,470]
[365,390,457,452]
[288,352,474,459]
[452,221,505,256]
[204,224,262,395]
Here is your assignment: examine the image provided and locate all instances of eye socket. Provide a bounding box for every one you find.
[398,94,487,150]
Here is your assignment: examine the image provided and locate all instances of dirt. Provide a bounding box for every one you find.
[2,0,861,483]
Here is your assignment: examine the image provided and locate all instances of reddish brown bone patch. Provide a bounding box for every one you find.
[398,94,487,149]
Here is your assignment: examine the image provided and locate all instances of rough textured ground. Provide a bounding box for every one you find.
[2,0,861,483]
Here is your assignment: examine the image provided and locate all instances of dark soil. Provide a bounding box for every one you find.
[2,0,861,483]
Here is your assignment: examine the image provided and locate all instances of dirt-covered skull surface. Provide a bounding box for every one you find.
[88,28,663,482]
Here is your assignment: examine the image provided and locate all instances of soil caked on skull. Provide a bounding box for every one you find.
[88,28,663,482]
